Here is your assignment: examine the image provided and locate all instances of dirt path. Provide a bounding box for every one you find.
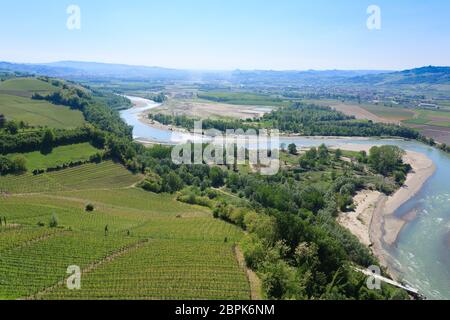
[28,238,150,300]
[234,246,262,300]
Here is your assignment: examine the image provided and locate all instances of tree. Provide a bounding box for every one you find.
[5,121,19,134]
[369,145,404,176]
[49,213,59,228]
[305,147,317,160]
[11,156,27,174]
[41,129,55,154]
[139,170,163,193]
[163,172,184,193]
[0,156,12,175]
[334,149,343,161]
[318,144,329,163]
[0,114,5,128]
[85,204,95,212]
[288,143,298,155]
[210,167,225,188]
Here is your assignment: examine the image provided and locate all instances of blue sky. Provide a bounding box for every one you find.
[0,0,449,70]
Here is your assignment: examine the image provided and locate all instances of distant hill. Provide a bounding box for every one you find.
[0,61,191,81]
[347,66,450,86]
[0,60,391,83]
[228,69,392,86]
[1,61,449,87]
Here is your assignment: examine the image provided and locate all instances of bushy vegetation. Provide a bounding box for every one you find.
[149,113,253,132]
[146,92,167,103]
[0,125,104,155]
[197,91,289,106]
[150,102,420,141]
[0,155,27,175]
[262,103,420,139]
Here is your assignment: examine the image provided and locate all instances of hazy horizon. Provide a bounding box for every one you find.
[1,59,407,72]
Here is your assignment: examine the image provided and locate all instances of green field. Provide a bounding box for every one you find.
[0,161,250,300]
[361,104,415,121]
[0,94,85,128]
[197,91,290,107]
[7,143,100,171]
[0,78,58,96]
[403,109,450,127]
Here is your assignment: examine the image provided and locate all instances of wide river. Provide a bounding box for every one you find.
[120,97,450,299]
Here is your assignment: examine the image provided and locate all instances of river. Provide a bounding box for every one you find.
[120,96,450,299]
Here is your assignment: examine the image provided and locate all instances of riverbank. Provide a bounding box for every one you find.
[337,145,436,272]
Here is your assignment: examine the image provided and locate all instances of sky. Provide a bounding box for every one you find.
[0,0,449,70]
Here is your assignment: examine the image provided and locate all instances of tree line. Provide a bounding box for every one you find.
[262,103,420,139]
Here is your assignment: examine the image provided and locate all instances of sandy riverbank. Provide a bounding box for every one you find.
[336,144,436,270]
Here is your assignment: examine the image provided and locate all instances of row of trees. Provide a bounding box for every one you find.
[149,113,254,132]
[0,125,105,155]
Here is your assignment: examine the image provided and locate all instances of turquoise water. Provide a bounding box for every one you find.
[121,98,450,299]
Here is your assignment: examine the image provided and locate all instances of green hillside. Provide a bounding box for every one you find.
[7,142,100,171]
[0,161,250,300]
[0,94,85,128]
[0,78,59,96]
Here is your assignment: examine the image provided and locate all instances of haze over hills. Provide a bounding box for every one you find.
[1,60,449,87]
[348,66,450,86]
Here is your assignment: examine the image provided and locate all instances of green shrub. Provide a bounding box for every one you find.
[49,213,59,228]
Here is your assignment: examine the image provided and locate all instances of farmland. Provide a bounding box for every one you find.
[0,94,85,129]
[0,161,142,194]
[7,142,100,171]
[0,160,250,300]
[0,78,58,97]
[0,78,85,128]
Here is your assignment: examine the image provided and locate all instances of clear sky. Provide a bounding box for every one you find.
[0,0,449,70]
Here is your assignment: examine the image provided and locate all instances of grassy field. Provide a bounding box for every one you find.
[360,104,415,121]
[197,91,290,107]
[403,109,450,127]
[7,143,100,171]
[0,78,58,97]
[0,161,250,300]
[0,94,85,128]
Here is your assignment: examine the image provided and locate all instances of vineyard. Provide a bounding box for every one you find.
[0,161,143,194]
[7,142,100,172]
[0,161,250,300]
[39,239,250,300]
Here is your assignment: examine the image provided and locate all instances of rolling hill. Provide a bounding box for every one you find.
[347,66,450,86]
[0,78,85,128]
